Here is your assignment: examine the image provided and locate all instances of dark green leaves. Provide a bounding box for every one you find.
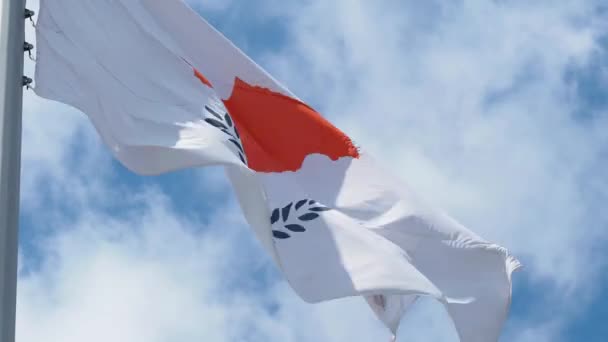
[205,105,222,120]
[203,104,247,165]
[285,224,306,232]
[270,208,280,224]
[229,139,244,153]
[309,206,331,212]
[270,199,332,240]
[298,213,319,221]
[224,113,233,127]
[204,118,227,130]
[282,203,292,222]
[272,230,290,239]
[295,199,308,210]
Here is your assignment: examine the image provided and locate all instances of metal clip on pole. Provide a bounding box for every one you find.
[23,42,34,61]
[22,76,32,89]
[23,8,35,88]
[24,8,35,26]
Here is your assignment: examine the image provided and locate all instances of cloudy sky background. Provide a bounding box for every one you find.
[16,0,608,341]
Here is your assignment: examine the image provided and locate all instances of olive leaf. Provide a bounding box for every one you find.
[270,208,280,224]
[205,118,227,130]
[220,129,233,137]
[298,213,319,221]
[228,139,244,154]
[224,113,233,127]
[272,230,290,239]
[204,105,223,120]
[282,203,293,222]
[309,207,331,212]
[285,224,306,232]
[295,199,308,210]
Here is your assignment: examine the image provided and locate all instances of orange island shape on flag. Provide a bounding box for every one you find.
[194,69,360,173]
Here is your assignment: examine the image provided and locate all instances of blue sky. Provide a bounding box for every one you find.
[16,0,608,341]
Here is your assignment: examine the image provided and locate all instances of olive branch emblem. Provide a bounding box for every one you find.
[270,200,332,239]
[204,105,247,165]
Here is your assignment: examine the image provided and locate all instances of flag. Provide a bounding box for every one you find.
[34,1,521,340]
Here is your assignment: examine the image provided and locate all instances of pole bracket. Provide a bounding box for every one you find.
[24,42,35,61]
[22,76,33,89]
[24,9,35,19]
[25,8,35,26]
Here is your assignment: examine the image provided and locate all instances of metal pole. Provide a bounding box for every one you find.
[0,0,25,341]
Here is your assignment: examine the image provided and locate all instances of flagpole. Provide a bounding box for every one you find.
[0,0,26,341]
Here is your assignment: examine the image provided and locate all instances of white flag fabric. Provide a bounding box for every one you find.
[34,1,521,340]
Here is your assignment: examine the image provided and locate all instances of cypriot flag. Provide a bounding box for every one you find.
[34,1,521,340]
